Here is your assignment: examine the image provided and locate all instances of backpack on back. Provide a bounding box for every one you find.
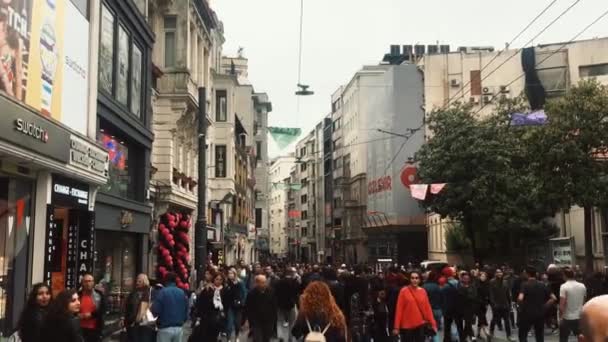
[304,319,331,342]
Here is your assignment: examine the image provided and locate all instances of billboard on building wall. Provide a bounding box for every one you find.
[0,0,89,134]
[366,65,426,226]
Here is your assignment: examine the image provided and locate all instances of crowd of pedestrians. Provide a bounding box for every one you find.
[10,261,608,342]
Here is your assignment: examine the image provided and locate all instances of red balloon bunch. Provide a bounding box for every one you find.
[156,212,191,290]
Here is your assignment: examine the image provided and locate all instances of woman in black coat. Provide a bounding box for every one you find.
[195,272,226,341]
[16,283,52,342]
[41,289,83,342]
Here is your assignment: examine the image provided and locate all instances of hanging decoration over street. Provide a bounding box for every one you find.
[430,183,447,194]
[409,183,448,200]
[156,212,191,290]
[410,184,429,200]
[510,109,548,126]
[272,182,302,190]
[268,127,302,149]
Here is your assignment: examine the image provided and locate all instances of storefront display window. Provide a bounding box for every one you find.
[97,130,133,199]
[99,3,115,94]
[0,175,33,336]
[94,231,138,316]
[131,45,142,117]
[116,25,130,105]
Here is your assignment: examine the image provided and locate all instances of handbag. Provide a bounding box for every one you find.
[137,287,157,326]
[407,287,436,337]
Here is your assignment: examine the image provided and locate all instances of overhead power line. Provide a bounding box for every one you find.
[444,0,560,106]
[442,0,581,109]
[473,6,608,116]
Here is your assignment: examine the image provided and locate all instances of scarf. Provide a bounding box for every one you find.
[213,287,223,311]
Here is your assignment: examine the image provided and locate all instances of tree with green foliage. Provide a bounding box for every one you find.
[415,97,558,262]
[417,80,608,268]
[535,80,608,270]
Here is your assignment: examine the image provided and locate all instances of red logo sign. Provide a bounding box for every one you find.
[368,176,392,195]
[400,166,418,189]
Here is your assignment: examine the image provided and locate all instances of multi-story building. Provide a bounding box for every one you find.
[148,0,218,274]
[322,115,335,262]
[268,155,296,258]
[92,0,156,325]
[0,0,111,334]
[253,93,272,260]
[418,38,608,269]
[287,167,298,260]
[205,54,271,264]
[330,66,393,264]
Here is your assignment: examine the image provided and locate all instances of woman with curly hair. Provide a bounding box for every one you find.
[292,281,348,342]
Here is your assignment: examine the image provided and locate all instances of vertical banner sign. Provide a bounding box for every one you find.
[44,204,58,285]
[65,221,78,289]
[76,212,95,282]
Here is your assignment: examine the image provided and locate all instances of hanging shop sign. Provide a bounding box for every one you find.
[69,135,110,178]
[52,176,90,208]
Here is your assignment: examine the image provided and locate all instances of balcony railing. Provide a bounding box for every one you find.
[193,0,217,29]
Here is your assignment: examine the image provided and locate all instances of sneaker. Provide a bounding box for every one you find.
[507,337,517,342]
[282,321,289,327]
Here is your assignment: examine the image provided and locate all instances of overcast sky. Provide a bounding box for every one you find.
[211,0,608,157]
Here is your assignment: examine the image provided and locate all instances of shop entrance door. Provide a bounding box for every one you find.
[0,175,34,337]
[44,176,94,295]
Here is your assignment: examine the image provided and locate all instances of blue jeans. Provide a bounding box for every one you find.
[156,327,182,342]
[226,308,242,336]
[432,309,443,342]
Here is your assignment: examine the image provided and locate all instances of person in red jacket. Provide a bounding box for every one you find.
[392,271,437,342]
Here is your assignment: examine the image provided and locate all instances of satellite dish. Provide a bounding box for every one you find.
[295,83,314,96]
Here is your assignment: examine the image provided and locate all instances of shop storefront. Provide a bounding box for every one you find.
[0,95,108,338]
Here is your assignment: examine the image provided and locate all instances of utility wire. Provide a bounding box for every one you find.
[297,0,304,85]
[445,0,582,108]
[444,0,560,106]
[473,6,608,116]
[382,127,423,174]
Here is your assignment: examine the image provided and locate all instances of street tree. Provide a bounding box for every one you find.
[535,80,608,271]
[415,97,559,263]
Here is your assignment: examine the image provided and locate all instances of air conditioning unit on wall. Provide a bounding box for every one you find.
[469,96,480,104]
[450,79,461,87]
[482,86,494,95]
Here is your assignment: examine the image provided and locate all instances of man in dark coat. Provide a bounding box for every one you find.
[244,275,278,342]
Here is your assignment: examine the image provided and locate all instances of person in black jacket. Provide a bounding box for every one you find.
[196,272,226,341]
[224,268,246,341]
[489,268,513,340]
[275,267,300,329]
[17,283,51,342]
[41,289,83,342]
[476,271,491,338]
[371,288,391,342]
[455,272,477,342]
[123,274,155,342]
[322,267,346,315]
[244,275,278,342]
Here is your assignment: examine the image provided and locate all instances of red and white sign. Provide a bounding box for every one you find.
[400,165,418,189]
[368,176,392,195]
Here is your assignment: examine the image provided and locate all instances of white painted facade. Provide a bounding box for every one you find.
[420,37,608,268]
[269,155,296,257]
